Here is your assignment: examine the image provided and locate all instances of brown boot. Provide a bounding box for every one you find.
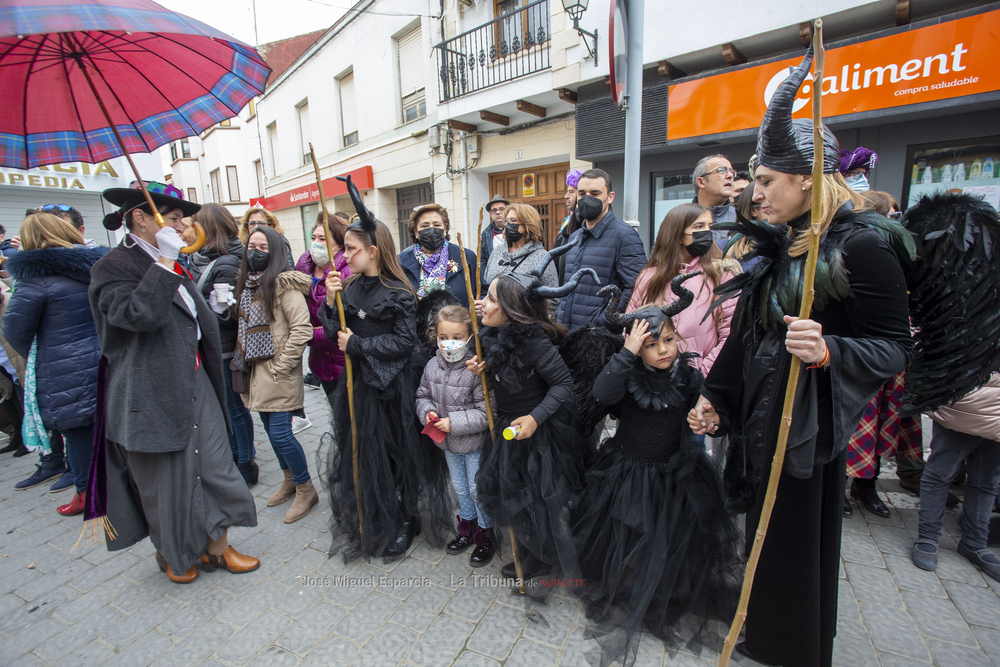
[283,479,318,523]
[268,470,295,507]
[156,552,199,584]
[201,546,260,573]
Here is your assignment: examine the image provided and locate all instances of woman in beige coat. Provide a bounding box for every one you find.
[232,226,317,523]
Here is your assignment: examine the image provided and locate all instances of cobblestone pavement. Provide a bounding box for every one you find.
[1,387,998,667]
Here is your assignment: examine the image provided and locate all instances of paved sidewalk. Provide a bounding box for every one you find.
[1,388,998,667]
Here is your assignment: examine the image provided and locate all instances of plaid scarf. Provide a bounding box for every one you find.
[233,273,274,372]
[414,240,449,297]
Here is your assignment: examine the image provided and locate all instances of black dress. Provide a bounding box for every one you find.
[702,209,913,667]
[574,349,740,666]
[320,275,450,562]
[475,322,586,580]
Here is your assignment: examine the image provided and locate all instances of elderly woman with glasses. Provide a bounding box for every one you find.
[238,208,294,268]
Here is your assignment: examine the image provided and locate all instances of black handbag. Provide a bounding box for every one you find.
[231,368,251,394]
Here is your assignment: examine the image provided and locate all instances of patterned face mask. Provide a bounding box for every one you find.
[439,336,471,363]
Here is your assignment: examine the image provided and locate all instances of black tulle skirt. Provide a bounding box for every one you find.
[475,404,586,581]
[326,351,451,562]
[573,441,742,666]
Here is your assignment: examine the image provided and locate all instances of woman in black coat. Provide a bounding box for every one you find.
[688,49,913,667]
[397,204,477,308]
[2,213,107,515]
[88,183,259,584]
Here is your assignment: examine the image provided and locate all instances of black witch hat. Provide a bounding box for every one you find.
[336,173,378,246]
[757,46,839,175]
[498,233,599,305]
[601,271,702,335]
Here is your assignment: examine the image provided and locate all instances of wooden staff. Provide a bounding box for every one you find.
[309,144,363,544]
[475,203,485,300]
[718,19,826,667]
[456,233,527,596]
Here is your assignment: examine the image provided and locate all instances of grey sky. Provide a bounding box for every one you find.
[155,0,346,46]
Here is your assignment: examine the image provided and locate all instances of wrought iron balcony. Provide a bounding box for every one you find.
[438,0,551,102]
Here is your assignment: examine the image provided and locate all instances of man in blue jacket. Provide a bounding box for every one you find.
[556,169,646,330]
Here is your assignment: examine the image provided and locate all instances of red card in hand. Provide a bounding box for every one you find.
[422,414,447,444]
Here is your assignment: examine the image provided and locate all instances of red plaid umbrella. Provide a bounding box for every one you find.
[0,0,270,170]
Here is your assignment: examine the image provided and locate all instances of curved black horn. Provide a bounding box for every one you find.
[534,267,599,299]
[598,283,636,329]
[337,174,377,242]
[529,233,582,279]
[663,271,702,318]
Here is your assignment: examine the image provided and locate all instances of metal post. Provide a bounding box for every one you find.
[622,0,645,225]
[460,131,472,246]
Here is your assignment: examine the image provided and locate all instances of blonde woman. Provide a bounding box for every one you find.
[239,207,294,268]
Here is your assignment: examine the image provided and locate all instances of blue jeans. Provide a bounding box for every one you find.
[223,365,256,465]
[62,425,94,493]
[918,422,1000,551]
[259,411,310,484]
[445,449,490,528]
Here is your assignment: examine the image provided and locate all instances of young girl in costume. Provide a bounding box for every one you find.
[321,176,449,562]
[573,274,740,666]
[468,242,596,582]
[416,305,495,566]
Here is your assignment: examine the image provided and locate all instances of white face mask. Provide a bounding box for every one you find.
[309,240,330,266]
[438,336,471,363]
[845,173,870,192]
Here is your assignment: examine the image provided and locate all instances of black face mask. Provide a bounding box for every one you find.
[246,248,270,272]
[684,230,715,258]
[576,195,605,222]
[417,227,445,252]
[503,223,523,245]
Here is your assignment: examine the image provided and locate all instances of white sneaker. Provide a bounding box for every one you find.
[291,415,312,434]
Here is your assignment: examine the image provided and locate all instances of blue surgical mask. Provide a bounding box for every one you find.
[845,173,870,192]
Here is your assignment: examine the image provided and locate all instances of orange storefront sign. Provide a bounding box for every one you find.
[667,9,1000,141]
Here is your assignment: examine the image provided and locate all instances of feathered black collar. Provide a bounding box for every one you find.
[483,321,547,392]
[712,202,915,342]
[626,351,699,411]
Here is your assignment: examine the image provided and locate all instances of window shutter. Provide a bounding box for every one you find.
[227,166,240,202]
[340,72,357,137]
[397,27,423,98]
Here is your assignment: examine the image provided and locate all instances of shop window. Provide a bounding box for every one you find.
[903,136,1000,211]
[651,172,696,242]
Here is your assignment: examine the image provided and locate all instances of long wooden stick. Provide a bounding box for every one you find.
[475,204,485,300]
[69,35,204,255]
[456,233,526,595]
[719,20,826,667]
[310,144,363,544]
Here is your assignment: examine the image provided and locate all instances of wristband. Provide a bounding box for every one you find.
[808,345,831,370]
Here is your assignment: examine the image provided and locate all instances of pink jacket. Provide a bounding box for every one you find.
[929,373,1000,442]
[295,250,351,382]
[627,256,737,375]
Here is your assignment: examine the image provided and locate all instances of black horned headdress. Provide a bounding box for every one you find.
[336,173,378,246]
[601,271,702,335]
[757,45,839,175]
[900,191,1000,415]
[498,233,599,305]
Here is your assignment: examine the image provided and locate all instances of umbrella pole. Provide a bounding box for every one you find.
[70,44,204,254]
[456,233,526,595]
[718,19,826,667]
[309,144,363,545]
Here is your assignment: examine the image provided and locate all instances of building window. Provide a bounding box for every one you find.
[220,119,231,127]
[226,166,240,202]
[181,138,191,159]
[339,71,358,147]
[297,101,311,164]
[247,97,257,118]
[267,122,278,175]
[187,187,198,204]
[254,160,264,198]
[210,168,221,203]
[169,143,178,161]
[397,26,425,124]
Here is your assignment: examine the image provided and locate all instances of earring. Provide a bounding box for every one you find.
[141,225,146,232]
[801,185,806,191]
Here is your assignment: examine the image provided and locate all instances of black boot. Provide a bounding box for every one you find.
[501,548,551,579]
[383,517,420,561]
[0,440,18,454]
[851,479,890,518]
[843,496,853,517]
[447,516,477,554]
[470,528,496,567]
[238,460,259,487]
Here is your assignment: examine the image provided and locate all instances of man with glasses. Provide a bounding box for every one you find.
[479,194,509,289]
[691,154,737,249]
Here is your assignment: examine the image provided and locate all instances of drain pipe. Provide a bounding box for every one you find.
[460,131,471,246]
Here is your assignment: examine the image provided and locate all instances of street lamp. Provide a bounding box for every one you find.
[562,0,598,65]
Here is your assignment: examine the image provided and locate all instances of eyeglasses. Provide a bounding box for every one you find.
[888,211,902,220]
[248,221,275,228]
[707,167,736,177]
[41,204,75,212]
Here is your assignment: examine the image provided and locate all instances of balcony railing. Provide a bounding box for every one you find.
[438,0,551,102]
